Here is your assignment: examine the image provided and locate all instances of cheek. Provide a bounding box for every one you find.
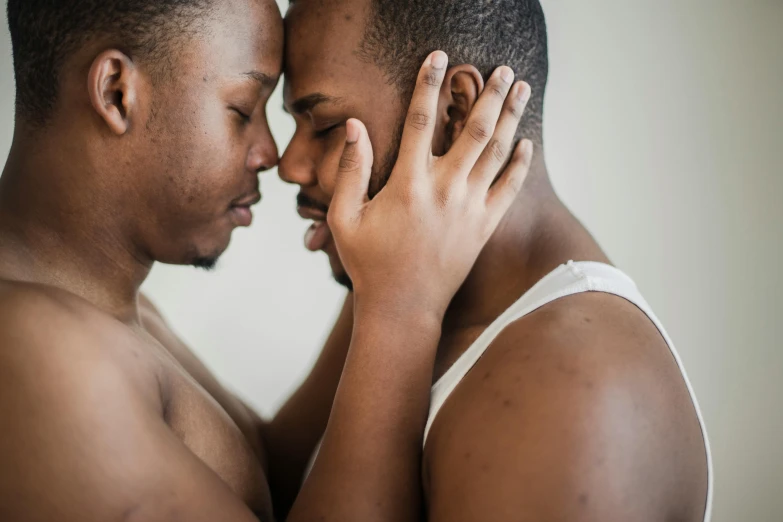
[162,107,246,208]
[317,135,346,196]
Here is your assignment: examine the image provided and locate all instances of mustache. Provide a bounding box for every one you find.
[297,193,329,214]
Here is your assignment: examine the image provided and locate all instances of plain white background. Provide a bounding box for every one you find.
[1,1,781,520]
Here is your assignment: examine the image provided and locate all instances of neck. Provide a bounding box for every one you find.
[438,150,609,364]
[0,134,152,323]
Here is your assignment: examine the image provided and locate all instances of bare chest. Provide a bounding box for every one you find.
[160,365,274,519]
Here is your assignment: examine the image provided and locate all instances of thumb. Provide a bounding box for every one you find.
[330,119,374,226]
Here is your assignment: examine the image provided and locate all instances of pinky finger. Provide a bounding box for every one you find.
[485,139,534,224]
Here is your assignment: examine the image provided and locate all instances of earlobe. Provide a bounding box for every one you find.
[440,65,484,150]
[87,50,137,136]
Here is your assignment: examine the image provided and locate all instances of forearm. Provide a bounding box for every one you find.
[286,300,441,522]
[263,294,354,517]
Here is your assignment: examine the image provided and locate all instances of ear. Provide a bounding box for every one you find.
[87,50,139,135]
[432,64,485,155]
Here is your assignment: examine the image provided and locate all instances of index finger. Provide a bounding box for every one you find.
[396,51,448,171]
[447,65,515,173]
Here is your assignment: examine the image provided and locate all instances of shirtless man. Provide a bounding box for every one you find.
[0,0,534,520]
[279,0,713,520]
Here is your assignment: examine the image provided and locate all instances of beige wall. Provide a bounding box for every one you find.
[1,1,781,520]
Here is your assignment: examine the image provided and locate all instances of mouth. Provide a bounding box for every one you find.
[297,193,331,252]
[230,191,263,227]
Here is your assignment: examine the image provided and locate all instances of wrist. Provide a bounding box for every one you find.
[353,293,443,335]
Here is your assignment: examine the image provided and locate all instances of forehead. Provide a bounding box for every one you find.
[283,0,389,107]
[186,0,284,83]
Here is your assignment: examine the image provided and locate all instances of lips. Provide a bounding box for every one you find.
[304,220,331,252]
[297,206,327,221]
[229,191,262,227]
[233,192,263,208]
[296,193,331,252]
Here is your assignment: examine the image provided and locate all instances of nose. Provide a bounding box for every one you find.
[247,121,279,174]
[278,130,318,187]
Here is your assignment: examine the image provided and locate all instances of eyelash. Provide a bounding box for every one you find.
[232,108,252,125]
[314,123,340,139]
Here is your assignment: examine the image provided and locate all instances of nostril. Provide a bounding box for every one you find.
[255,157,279,175]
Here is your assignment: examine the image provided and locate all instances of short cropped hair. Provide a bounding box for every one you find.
[359,0,549,142]
[6,0,214,125]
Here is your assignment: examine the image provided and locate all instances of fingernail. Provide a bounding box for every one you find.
[518,82,531,102]
[346,120,359,144]
[524,139,534,156]
[500,66,514,83]
[431,51,447,69]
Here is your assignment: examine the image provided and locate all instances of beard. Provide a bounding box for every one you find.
[367,115,406,200]
[333,271,354,291]
[184,244,223,271]
[192,256,219,271]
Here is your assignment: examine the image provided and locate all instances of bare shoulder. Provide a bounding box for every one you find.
[425,292,708,522]
[0,282,256,521]
[0,279,162,426]
[0,279,146,362]
[0,278,93,331]
[0,282,154,517]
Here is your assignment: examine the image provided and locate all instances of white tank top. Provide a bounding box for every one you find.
[423,261,713,522]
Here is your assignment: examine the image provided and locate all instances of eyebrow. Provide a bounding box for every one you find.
[284,93,341,115]
[241,71,278,89]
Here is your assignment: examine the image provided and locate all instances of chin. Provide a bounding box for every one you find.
[181,237,230,270]
[192,257,220,271]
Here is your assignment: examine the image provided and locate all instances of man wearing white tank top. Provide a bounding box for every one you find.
[277,0,712,520]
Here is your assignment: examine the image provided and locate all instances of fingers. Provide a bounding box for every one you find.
[469,81,531,191]
[485,139,534,227]
[396,51,449,171]
[448,65,516,174]
[329,119,374,228]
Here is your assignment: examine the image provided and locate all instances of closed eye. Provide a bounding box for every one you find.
[232,108,252,124]
[314,123,341,139]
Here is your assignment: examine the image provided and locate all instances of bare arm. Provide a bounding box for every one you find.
[0,291,262,522]
[284,52,533,522]
[288,303,441,521]
[424,294,709,522]
[263,293,354,516]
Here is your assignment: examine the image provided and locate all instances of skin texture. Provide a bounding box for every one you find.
[0,0,534,516]
[280,0,710,520]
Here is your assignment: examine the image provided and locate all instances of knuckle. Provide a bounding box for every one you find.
[489,83,507,100]
[409,179,435,208]
[406,108,432,131]
[434,185,451,209]
[338,154,359,172]
[450,155,469,173]
[398,186,418,210]
[420,69,441,88]
[467,119,493,144]
[505,99,524,120]
[488,139,507,164]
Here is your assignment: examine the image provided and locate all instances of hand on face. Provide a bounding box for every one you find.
[326,51,534,321]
